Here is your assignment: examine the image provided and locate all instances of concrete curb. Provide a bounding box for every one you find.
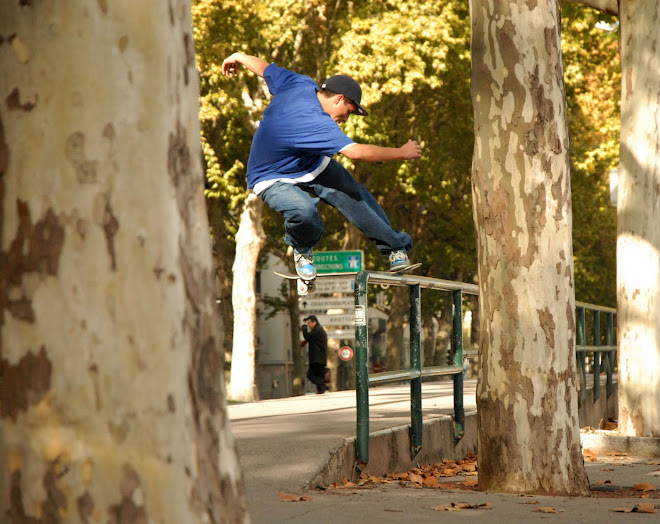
[581,430,660,457]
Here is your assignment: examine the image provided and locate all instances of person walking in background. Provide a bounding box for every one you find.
[301,315,329,394]
[221,51,422,279]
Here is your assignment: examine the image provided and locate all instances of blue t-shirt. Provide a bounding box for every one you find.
[247,63,355,194]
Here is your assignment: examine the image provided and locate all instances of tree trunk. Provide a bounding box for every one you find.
[617,0,660,437]
[385,287,407,371]
[287,251,306,396]
[0,2,247,521]
[422,309,437,368]
[470,0,589,495]
[229,193,265,402]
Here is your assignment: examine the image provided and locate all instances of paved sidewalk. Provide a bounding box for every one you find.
[228,381,660,523]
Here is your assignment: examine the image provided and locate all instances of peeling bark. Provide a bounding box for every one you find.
[617,0,660,438]
[0,2,247,521]
[470,0,589,495]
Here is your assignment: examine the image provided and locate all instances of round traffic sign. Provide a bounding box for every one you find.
[338,346,354,361]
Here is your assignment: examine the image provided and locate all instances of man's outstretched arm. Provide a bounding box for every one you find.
[341,139,422,162]
[222,52,269,78]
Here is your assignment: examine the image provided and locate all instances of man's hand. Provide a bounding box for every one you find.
[222,54,242,78]
[399,139,422,160]
[221,52,268,78]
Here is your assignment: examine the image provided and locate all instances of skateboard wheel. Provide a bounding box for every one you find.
[307,282,316,293]
[297,279,309,295]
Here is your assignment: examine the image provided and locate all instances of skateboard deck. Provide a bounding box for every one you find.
[274,263,422,295]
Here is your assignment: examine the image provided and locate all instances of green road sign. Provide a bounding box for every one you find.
[314,250,363,274]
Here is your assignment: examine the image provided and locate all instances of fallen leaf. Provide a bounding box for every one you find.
[535,507,559,513]
[277,492,311,502]
[409,473,424,484]
[601,468,615,472]
[649,460,660,465]
[612,507,634,513]
[635,503,658,514]
[423,476,438,487]
[633,483,657,492]
[583,449,596,457]
[463,478,478,487]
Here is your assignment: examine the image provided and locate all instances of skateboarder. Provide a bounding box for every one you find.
[222,52,422,279]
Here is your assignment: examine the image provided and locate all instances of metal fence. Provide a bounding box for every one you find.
[575,301,617,406]
[353,271,616,467]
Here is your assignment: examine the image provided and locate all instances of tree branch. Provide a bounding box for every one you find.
[562,0,619,16]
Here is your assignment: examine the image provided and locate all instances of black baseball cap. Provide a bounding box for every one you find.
[320,75,369,116]
[303,315,319,323]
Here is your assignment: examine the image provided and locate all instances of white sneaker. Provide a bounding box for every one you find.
[388,249,412,272]
[294,248,316,279]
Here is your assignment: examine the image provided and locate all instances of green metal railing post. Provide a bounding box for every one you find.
[354,270,370,467]
[409,284,423,458]
[593,311,601,401]
[606,312,614,398]
[577,306,586,407]
[451,289,465,442]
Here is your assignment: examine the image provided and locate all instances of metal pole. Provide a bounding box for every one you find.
[577,306,586,407]
[452,289,465,443]
[354,271,370,467]
[606,312,614,398]
[409,284,422,458]
[593,310,601,401]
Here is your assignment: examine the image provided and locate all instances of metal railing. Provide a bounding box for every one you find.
[353,272,617,468]
[575,301,617,406]
[354,270,478,466]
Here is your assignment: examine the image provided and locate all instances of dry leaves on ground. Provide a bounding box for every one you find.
[534,506,561,513]
[612,503,658,514]
[277,492,312,502]
[326,452,479,491]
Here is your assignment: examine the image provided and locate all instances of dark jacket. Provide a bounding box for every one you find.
[302,323,327,365]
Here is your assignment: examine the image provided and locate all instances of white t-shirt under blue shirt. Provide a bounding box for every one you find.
[247,63,355,195]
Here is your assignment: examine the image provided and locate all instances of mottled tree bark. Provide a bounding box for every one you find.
[470,0,589,495]
[617,0,660,437]
[229,193,265,402]
[0,2,247,521]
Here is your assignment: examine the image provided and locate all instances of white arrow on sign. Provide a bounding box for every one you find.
[299,297,354,310]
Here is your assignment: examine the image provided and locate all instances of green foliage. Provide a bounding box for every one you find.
[192,0,619,309]
[561,4,620,306]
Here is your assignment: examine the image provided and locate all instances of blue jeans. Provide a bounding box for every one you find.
[259,159,412,254]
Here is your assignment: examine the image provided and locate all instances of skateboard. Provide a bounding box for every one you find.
[274,263,422,296]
